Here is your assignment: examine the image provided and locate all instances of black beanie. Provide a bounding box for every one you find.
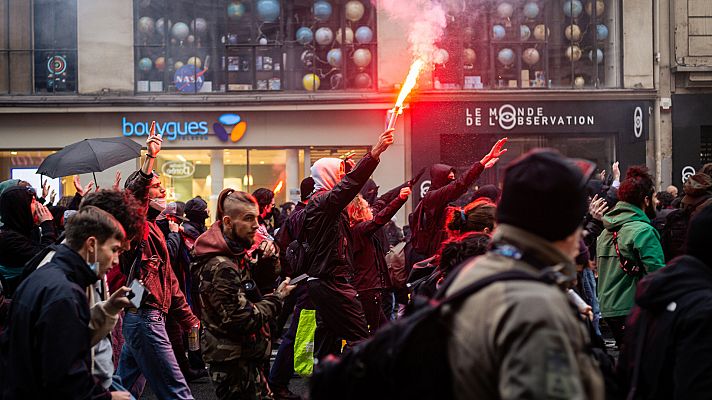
[496,148,593,241]
[686,205,712,268]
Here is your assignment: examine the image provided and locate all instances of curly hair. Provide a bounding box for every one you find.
[347,194,373,226]
[80,189,145,242]
[439,232,492,274]
[618,166,655,206]
[65,206,125,250]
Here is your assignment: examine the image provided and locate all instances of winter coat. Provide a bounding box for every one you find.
[597,202,665,318]
[122,170,197,330]
[0,185,57,296]
[191,221,283,364]
[410,162,484,258]
[351,196,406,292]
[0,244,111,399]
[446,224,604,400]
[618,255,712,399]
[303,153,379,279]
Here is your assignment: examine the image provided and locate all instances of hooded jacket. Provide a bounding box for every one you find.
[191,221,283,364]
[122,170,197,330]
[0,185,56,296]
[596,202,665,318]
[618,256,712,399]
[446,224,604,400]
[303,153,379,279]
[0,244,111,399]
[410,162,484,258]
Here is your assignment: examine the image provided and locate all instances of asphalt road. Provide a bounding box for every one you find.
[143,349,310,400]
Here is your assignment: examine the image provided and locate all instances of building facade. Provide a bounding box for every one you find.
[0,0,671,220]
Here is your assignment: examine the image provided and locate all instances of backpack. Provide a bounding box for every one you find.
[660,195,711,262]
[310,269,545,400]
[408,201,430,256]
[283,208,309,277]
[384,241,407,290]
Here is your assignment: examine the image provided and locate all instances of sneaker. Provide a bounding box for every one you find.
[271,385,302,400]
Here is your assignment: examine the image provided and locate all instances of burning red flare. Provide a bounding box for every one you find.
[387,59,425,129]
[273,180,284,194]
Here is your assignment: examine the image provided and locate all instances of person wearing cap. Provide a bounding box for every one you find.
[183,196,209,248]
[446,148,604,400]
[597,166,665,347]
[660,172,712,261]
[117,130,198,399]
[618,205,712,399]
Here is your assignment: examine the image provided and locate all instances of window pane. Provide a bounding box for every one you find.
[436,0,620,90]
[135,0,377,93]
[33,0,78,93]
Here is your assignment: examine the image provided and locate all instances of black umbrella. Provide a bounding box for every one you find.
[37,137,142,182]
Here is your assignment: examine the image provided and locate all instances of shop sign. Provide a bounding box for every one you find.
[413,101,649,136]
[122,117,209,141]
[121,113,247,143]
[161,160,195,178]
[465,104,596,131]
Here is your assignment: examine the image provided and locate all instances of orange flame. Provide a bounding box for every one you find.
[273,180,284,194]
[394,59,425,109]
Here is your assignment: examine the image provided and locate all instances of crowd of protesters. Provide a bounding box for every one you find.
[0,121,711,400]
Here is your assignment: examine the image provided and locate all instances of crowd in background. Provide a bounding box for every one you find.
[0,125,711,400]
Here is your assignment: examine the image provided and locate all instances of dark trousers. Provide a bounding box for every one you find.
[357,289,389,335]
[274,290,297,341]
[269,285,326,388]
[307,278,369,357]
[604,316,627,347]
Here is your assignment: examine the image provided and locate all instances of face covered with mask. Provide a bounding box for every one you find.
[147,176,167,214]
[84,236,124,279]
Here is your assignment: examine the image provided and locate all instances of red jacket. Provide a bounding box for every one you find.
[122,170,198,331]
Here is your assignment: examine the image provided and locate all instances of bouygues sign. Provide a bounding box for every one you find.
[121,113,247,143]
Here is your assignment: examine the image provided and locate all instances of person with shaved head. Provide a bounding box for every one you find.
[192,189,295,400]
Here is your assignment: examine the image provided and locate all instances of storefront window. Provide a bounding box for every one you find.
[133,0,377,93]
[0,150,73,198]
[0,0,78,94]
[434,0,620,90]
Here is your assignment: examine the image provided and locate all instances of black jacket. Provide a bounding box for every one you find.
[0,244,110,399]
[0,186,57,297]
[303,153,379,279]
[410,162,484,258]
[351,196,406,291]
[618,255,712,399]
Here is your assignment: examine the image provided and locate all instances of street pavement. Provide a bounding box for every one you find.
[143,349,310,400]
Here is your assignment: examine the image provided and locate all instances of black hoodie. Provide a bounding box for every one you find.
[0,186,56,297]
[410,162,484,258]
[618,255,712,399]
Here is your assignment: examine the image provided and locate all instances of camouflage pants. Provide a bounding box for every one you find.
[209,359,273,400]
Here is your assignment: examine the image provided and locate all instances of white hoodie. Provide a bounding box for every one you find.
[310,158,343,192]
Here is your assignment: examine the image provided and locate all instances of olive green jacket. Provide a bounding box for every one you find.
[446,224,604,400]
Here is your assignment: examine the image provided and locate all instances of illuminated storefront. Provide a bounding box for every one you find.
[0,106,407,221]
